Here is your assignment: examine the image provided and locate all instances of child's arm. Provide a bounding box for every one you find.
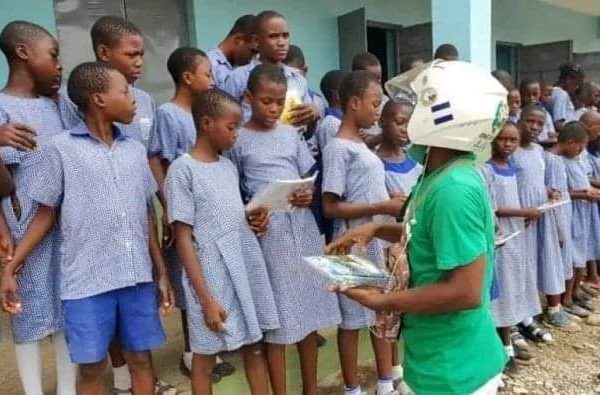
[590,179,600,189]
[148,207,174,314]
[174,222,226,332]
[0,210,13,265]
[570,189,599,201]
[496,207,540,220]
[247,206,269,236]
[362,133,382,150]
[0,159,14,197]
[0,205,55,313]
[322,192,405,219]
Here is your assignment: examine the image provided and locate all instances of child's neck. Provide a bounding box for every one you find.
[259,55,281,67]
[171,88,194,112]
[84,112,116,146]
[190,137,219,162]
[245,116,277,132]
[337,117,364,143]
[2,68,39,98]
[521,141,534,149]
[376,140,405,161]
[490,155,509,166]
[218,41,236,66]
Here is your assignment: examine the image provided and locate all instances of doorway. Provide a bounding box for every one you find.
[367,23,400,82]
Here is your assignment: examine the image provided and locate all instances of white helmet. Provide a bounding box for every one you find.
[385,60,508,152]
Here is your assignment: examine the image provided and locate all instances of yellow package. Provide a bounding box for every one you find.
[280,89,302,124]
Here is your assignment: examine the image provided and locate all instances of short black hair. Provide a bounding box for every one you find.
[320,70,347,105]
[519,103,545,120]
[91,15,142,50]
[558,62,584,82]
[491,69,514,90]
[255,10,285,32]
[167,47,207,85]
[227,14,256,37]
[247,63,287,93]
[0,21,53,61]
[351,52,380,71]
[519,78,540,93]
[434,43,459,60]
[381,99,413,121]
[339,70,380,112]
[285,44,305,69]
[559,121,588,143]
[67,61,117,111]
[191,88,240,130]
[399,55,423,73]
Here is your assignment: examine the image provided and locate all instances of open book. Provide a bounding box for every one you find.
[303,255,391,289]
[246,173,317,212]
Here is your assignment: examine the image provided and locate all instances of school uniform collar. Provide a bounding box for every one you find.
[255,57,301,78]
[212,47,233,69]
[325,107,343,120]
[69,121,127,141]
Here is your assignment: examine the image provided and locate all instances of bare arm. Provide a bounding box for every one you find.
[496,207,539,219]
[322,192,404,219]
[0,159,14,197]
[344,255,486,314]
[148,208,174,313]
[148,156,168,205]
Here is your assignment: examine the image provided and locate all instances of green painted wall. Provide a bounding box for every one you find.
[0,0,57,86]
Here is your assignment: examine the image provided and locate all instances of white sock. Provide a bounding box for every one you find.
[113,364,132,390]
[504,345,515,358]
[53,332,76,395]
[15,340,43,395]
[521,317,533,327]
[377,378,395,394]
[548,304,561,315]
[392,364,404,380]
[183,351,193,371]
[344,386,362,395]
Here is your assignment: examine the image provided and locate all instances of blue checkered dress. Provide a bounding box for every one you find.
[0,93,64,344]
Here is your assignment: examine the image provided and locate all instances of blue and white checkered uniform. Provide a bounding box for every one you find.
[207,47,234,90]
[27,122,157,300]
[0,93,64,344]
[165,154,280,353]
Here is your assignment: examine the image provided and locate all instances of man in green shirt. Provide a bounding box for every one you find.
[327,61,509,394]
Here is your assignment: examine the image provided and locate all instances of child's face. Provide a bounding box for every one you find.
[521,83,541,105]
[541,85,553,105]
[185,57,214,94]
[563,139,587,159]
[247,80,286,128]
[97,34,144,84]
[364,64,382,84]
[519,110,545,143]
[29,36,62,97]
[352,82,383,129]
[258,17,290,63]
[585,120,600,143]
[205,103,242,151]
[507,90,521,116]
[232,33,257,66]
[381,105,411,147]
[564,76,580,95]
[101,70,136,124]
[493,124,519,159]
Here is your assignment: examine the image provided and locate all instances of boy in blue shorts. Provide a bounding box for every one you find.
[0,61,173,394]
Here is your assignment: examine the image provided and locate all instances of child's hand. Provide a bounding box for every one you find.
[523,208,541,221]
[247,206,269,235]
[157,273,174,315]
[381,195,406,217]
[288,104,318,126]
[289,188,314,208]
[0,123,37,151]
[162,215,175,249]
[203,298,227,332]
[548,190,561,201]
[0,272,21,314]
[0,231,14,268]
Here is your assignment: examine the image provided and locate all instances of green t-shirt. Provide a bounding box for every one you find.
[403,154,507,394]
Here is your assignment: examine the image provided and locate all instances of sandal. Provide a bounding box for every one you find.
[518,321,553,343]
[213,360,236,377]
[155,380,178,395]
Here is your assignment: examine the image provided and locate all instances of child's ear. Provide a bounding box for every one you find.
[200,115,213,131]
[91,92,106,109]
[95,45,110,62]
[13,43,29,61]
[350,96,359,112]
[181,71,192,87]
[243,90,253,105]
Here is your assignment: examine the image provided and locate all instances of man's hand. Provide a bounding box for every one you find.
[338,287,385,311]
[325,222,379,255]
[0,123,37,151]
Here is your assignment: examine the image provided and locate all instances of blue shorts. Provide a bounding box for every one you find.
[62,282,166,364]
